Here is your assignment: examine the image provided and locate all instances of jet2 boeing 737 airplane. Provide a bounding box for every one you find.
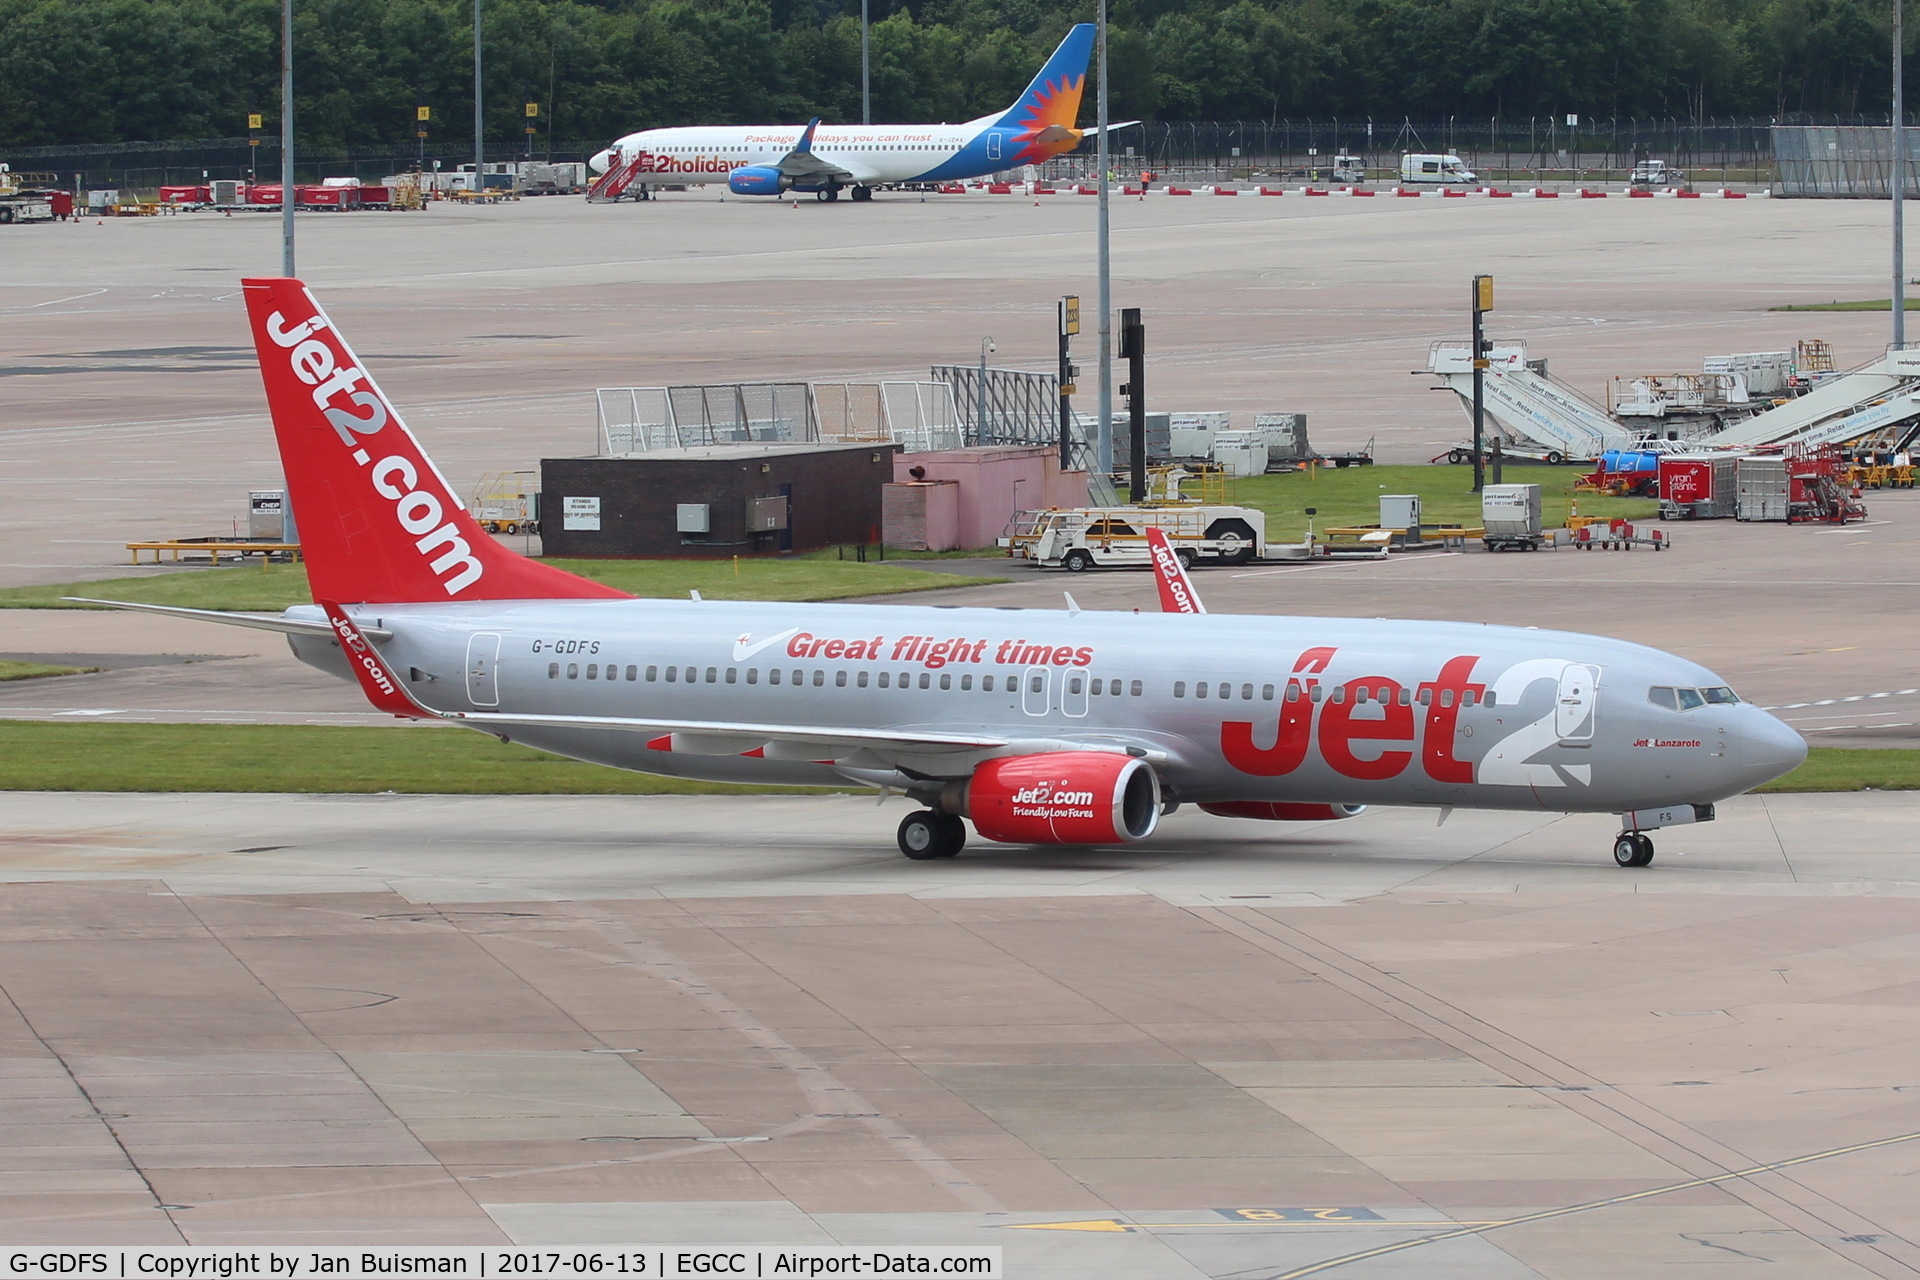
[78,279,1807,866]
[587,25,1105,202]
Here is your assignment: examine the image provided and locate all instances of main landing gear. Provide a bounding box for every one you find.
[1613,832,1655,867]
[850,185,873,202]
[898,810,966,859]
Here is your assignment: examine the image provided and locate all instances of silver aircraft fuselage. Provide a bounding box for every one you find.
[286,598,1806,812]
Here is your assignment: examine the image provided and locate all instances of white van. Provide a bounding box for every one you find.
[1399,153,1476,184]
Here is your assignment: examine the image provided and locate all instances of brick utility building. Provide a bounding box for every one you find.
[541,443,897,558]
[882,445,1088,550]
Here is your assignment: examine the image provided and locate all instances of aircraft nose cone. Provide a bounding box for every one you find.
[588,149,613,174]
[1735,710,1808,788]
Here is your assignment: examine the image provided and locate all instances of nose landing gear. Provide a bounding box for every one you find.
[898,810,966,859]
[1613,832,1655,867]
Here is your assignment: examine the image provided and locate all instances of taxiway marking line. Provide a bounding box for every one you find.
[1263,1128,1920,1279]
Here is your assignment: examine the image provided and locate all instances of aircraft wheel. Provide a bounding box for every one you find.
[1063,549,1093,572]
[931,812,966,857]
[852,185,873,202]
[899,810,962,860]
[1613,833,1655,868]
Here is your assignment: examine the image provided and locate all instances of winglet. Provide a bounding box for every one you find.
[794,118,820,154]
[320,600,436,719]
[1145,528,1206,614]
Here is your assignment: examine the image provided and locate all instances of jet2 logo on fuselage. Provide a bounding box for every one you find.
[733,628,801,662]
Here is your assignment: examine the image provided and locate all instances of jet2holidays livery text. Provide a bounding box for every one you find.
[587,25,1108,202]
[79,279,1807,866]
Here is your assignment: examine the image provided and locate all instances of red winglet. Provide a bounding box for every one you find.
[1145,528,1206,614]
[321,600,433,719]
[242,277,630,605]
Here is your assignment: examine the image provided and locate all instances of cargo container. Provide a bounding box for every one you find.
[1211,431,1270,478]
[296,184,358,209]
[1253,413,1312,465]
[1481,483,1544,549]
[1658,453,1738,519]
[1736,456,1789,522]
[1168,411,1231,459]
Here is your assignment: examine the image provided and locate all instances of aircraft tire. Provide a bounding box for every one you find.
[899,811,954,860]
[852,186,873,202]
[1613,833,1655,867]
[932,813,966,857]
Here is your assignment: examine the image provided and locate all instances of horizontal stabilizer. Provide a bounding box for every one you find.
[63,597,392,641]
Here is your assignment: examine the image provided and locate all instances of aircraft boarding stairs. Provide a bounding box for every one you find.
[586,151,648,203]
[1428,342,1635,462]
[1696,349,1920,452]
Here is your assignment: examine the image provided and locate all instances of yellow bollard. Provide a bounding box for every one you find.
[733,555,740,576]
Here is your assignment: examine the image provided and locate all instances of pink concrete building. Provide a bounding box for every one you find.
[883,446,1088,550]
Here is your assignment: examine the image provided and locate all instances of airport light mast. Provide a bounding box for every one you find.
[1897,0,1907,349]
[280,0,294,276]
[1095,0,1113,479]
[474,0,485,198]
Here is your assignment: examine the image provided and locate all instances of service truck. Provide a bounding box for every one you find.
[1399,153,1476,184]
[1001,504,1271,570]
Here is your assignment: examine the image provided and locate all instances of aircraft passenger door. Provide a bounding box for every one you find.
[1061,669,1089,718]
[1022,665,1051,716]
[466,632,502,708]
[1555,663,1599,742]
[986,132,1004,162]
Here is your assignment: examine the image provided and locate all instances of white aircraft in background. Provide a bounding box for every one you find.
[587,25,1108,202]
[77,279,1807,867]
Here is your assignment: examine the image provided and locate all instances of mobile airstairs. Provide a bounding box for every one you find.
[1428,342,1635,462]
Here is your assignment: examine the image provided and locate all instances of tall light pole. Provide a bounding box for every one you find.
[861,0,870,125]
[474,0,485,194]
[1095,0,1113,478]
[977,336,995,440]
[280,0,294,276]
[1897,0,1908,348]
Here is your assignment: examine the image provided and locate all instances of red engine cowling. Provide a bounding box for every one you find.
[962,752,1161,844]
[1200,802,1367,821]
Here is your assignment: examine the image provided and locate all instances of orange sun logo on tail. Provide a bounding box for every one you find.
[1007,73,1087,166]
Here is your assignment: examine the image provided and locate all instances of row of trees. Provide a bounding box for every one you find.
[0,0,1902,153]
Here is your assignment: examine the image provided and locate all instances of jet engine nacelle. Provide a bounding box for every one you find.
[728,165,787,196]
[954,751,1160,845]
[1200,801,1367,821]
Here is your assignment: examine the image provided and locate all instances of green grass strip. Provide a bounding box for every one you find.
[0,557,1003,613]
[0,721,837,795]
[0,722,1904,796]
[1751,748,1920,793]
[0,661,95,682]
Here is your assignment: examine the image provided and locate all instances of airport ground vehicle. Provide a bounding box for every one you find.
[1630,159,1685,186]
[1001,505,1269,569]
[1399,153,1476,184]
[0,167,59,222]
[80,278,1807,870]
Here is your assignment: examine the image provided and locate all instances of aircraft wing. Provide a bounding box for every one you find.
[773,117,868,184]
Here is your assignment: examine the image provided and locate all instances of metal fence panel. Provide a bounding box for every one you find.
[1773,126,1920,197]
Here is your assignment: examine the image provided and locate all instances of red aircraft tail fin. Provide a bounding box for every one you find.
[242,277,629,605]
[1145,528,1206,614]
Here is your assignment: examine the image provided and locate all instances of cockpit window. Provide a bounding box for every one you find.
[1647,686,1678,710]
[1675,687,1706,711]
[1701,686,1740,705]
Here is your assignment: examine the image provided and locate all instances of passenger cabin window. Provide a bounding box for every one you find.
[1174,681,1186,698]
[548,662,560,679]
[1131,680,1143,696]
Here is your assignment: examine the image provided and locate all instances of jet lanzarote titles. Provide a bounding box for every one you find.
[77,280,1808,867]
